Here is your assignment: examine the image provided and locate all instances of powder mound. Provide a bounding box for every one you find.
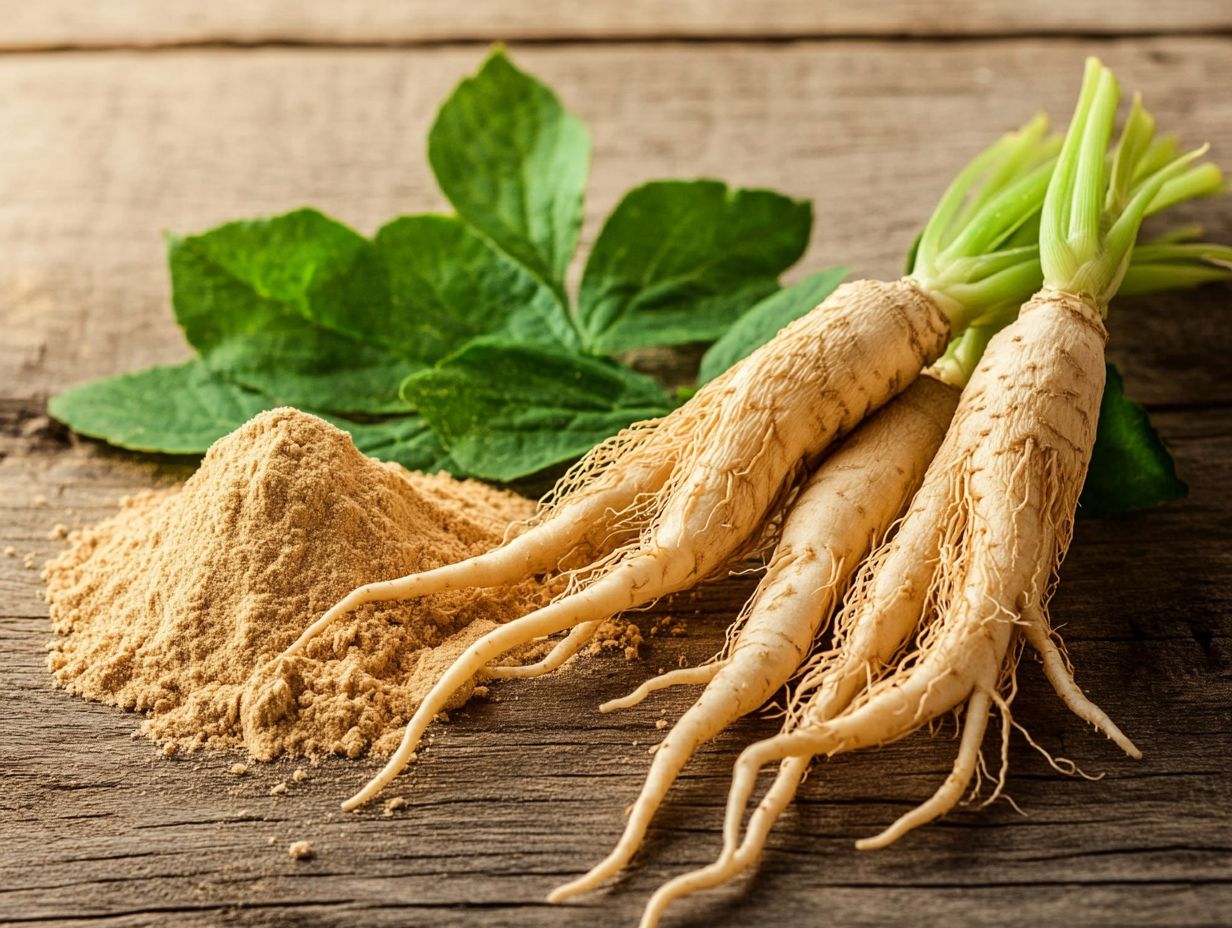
[44,408,547,758]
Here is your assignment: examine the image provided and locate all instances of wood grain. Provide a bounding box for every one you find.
[2,0,1231,50]
[2,407,1230,926]
[2,31,1231,928]
[2,40,1231,410]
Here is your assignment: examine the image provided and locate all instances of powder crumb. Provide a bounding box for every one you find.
[383,796,407,816]
[655,719,668,730]
[32,494,48,508]
[229,763,248,776]
[586,620,645,659]
[648,615,686,638]
[161,742,177,757]
[44,409,549,762]
[291,767,307,783]
[267,836,277,846]
[288,840,314,860]
[48,523,69,540]
[269,782,288,796]
[24,553,37,570]
[3,547,15,558]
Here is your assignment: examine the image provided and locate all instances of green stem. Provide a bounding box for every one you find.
[1040,57,1220,308]
[1118,241,1232,295]
[911,117,1060,331]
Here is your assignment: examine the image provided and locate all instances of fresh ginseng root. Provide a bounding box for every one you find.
[331,278,951,811]
[549,376,958,902]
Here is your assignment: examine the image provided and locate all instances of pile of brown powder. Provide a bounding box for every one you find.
[44,408,550,759]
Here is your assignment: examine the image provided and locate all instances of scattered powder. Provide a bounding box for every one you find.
[583,614,686,662]
[287,840,314,860]
[48,523,69,540]
[647,614,687,639]
[383,796,407,816]
[291,767,307,783]
[44,408,549,761]
[3,547,15,558]
[586,620,646,661]
[229,763,248,776]
[269,782,288,796]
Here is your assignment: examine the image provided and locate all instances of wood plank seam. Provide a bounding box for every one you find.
[4,28,1232,55]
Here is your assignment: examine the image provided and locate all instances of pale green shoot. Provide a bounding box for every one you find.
[911,115,1061,332]
[1041,57,1217,308]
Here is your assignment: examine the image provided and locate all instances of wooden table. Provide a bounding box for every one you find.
[2,4,1230,926]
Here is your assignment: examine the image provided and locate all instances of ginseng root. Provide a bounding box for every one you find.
[549,375,958,902]
[638,61,1208,924]
[331,278,952,810]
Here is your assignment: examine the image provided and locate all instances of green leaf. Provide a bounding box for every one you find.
[169,209,413,415]
[343,416,456,474]
[698,267,848,384]
[1081,364,1187,515]
[402,338,674,481]
[374,214,578,357]
[428,49,590,295]
[577,180,812,354]
[49,360,454,473]
[49,360,275,454]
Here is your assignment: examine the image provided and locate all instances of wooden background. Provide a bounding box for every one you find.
[2,3,1230,926]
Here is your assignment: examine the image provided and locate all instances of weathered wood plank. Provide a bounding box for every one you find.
[2,32,1231,928]
[2,40,1230,416]
[2,0,1230,50]
[1,406,1230,925]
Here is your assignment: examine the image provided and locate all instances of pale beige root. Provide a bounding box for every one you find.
[767,288,1109,801]
[549,375,958,903]
[606,374,957,720]
[855,689,992,850]
[638,755,809,928]
[1022,605,1140,758]
[600,665,720,712]
[721,590,1012,854]
[785,390,961,728]
[640,640,995,926]
[337,279,951,811]
[485,620,602,680]
[290,279,946,669]
[643,291,1114,924]
[639,684,972,928]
